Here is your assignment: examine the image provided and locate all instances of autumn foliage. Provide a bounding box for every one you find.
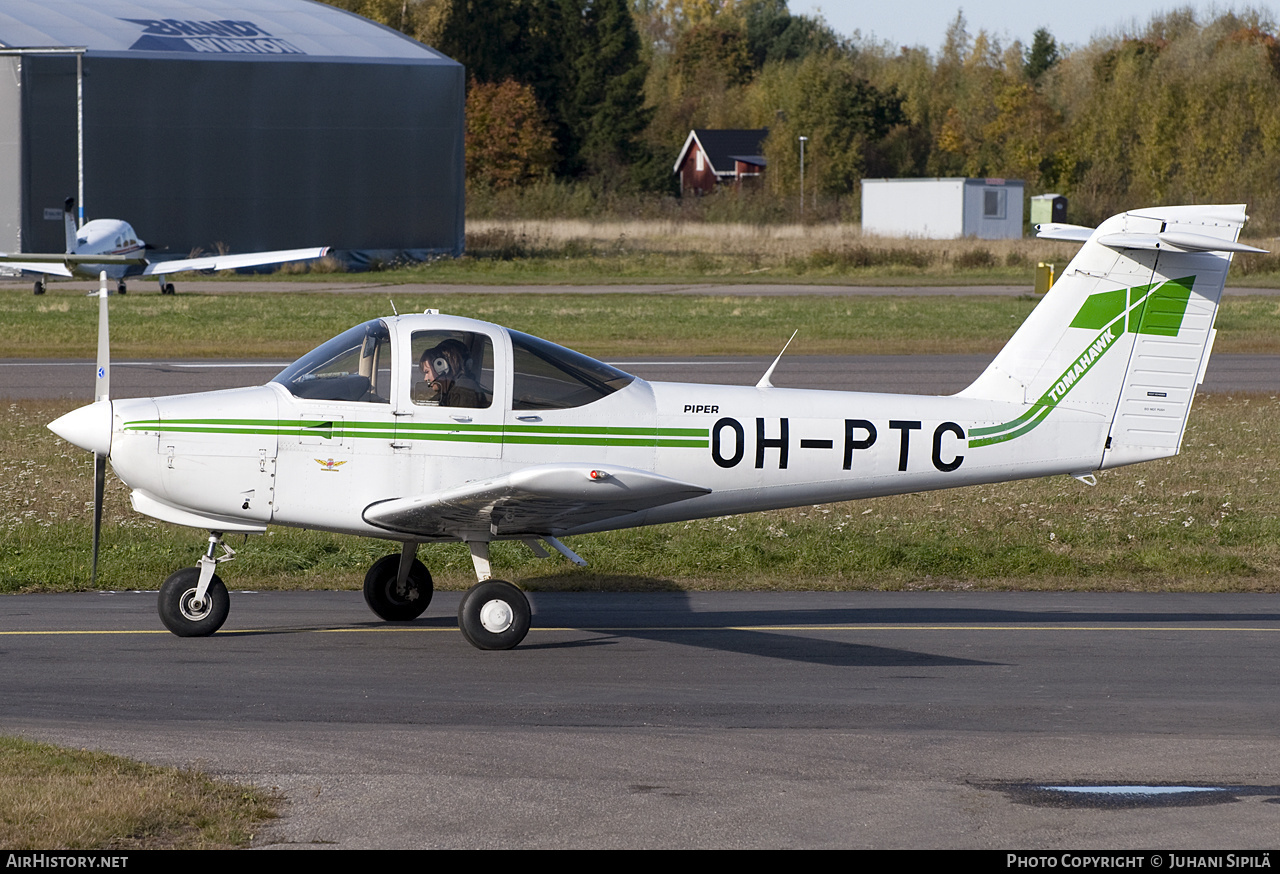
[465,79,557,191]
[323,2,1280,230]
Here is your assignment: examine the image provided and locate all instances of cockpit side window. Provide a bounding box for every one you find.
[410,330,494,409]
[510,330,634,410]
[272,320,392,403]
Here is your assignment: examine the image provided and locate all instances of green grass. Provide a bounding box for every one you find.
[0,736,278,849]
[9,290,1280,358]
[5,394,1279,593]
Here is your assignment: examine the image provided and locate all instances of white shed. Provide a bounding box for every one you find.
[860,178,1025,239]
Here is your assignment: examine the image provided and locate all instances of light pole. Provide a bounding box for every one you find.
[798,136,808,219]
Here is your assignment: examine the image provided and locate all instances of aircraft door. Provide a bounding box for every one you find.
[392,325,505,493]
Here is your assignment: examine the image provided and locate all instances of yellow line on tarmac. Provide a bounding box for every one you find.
[3,624,1279,637]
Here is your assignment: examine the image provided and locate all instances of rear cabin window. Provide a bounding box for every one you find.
[272,320,392,403]
[509,330,634,410]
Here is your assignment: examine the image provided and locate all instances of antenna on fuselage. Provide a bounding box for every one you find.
[756,330,797,389]
[389,299,398,316]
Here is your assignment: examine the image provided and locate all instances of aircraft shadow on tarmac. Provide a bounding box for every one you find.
[172,593,1280,668]
[215,615,996,668]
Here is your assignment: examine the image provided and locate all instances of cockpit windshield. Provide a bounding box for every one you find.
[272,319,392,403]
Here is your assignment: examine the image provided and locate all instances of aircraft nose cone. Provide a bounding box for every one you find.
[48,400,112,456]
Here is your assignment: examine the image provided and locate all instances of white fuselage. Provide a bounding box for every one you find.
[100,313,1113,542]
[70,219,145,280]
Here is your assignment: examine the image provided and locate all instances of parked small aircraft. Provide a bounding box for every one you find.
[2,199,328,295]
[48,204,1263,649]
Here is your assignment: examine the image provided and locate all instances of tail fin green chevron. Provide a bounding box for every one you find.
[959,204,1260,469]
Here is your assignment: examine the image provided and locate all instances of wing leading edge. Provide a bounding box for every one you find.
[362,464,712,538]
[142,247,330,275]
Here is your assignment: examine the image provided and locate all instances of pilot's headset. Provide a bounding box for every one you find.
[429,352,452,378]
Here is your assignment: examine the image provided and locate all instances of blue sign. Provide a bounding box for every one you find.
[121,19,306,55]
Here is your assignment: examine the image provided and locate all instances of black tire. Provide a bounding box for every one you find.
[363,554,433,621]
[158,567,230,637]
[33,280,44,296]
[458,580,530,650]
[163,283,175,295]
[117,282,127,295]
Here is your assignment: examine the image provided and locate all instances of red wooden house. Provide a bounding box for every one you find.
[673,129,769,195]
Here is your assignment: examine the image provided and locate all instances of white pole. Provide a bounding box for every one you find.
[76,51,83,228]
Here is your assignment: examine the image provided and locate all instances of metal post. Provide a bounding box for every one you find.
[798,136,808,219]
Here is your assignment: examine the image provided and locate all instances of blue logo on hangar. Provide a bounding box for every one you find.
[121,19,307,54]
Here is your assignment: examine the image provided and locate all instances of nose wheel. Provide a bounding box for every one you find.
[157,533,235,637]
[158,567,230,636]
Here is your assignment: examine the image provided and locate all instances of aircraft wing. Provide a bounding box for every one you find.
[0,252,145,266]
[0,261,73,277]
[141,247,330,276]
[362,464,712,538]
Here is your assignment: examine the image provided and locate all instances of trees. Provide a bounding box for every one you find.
[322,1,1280,228]
[751,52,906,197]
[1024,28,1059,82]
[466,79,557,190]
[575,0,652,179]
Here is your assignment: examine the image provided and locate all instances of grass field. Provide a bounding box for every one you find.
[8,290,1280,358]
[0,736,278,849]
[12,217,1280,290]
[4,392,1277,594]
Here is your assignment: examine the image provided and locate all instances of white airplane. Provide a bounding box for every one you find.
[47,204,1263,650]
[2,198,328,295]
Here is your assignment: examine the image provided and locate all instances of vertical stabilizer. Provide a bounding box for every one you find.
[959,205,1255,468]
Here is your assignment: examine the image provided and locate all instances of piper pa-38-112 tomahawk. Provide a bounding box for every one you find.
[48,204,1263,649]
[2,199,328,295]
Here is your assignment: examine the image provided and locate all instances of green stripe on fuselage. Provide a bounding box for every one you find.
[121,417,710,449]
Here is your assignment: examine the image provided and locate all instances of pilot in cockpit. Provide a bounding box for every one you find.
[417,339,484,408]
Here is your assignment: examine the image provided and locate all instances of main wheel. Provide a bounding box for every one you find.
[116,281,127,295]
[162,283,176,295]
[158,567,230,637]
[33,279,45,295]
[363,554,433,621]
[458,580,530,650]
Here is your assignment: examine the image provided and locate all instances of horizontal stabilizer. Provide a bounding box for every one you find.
[1036,222,1095,242]
[1096,231,1267,254]
[363,464,711,538]
[142,247,330,276]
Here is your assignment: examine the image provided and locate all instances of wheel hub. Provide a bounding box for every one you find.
[478,599,514,633]
[179,589,212,621]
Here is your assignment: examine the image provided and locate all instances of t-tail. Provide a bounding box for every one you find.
[958,204,1264,470]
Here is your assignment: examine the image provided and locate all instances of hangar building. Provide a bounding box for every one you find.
[0,0,463,264]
